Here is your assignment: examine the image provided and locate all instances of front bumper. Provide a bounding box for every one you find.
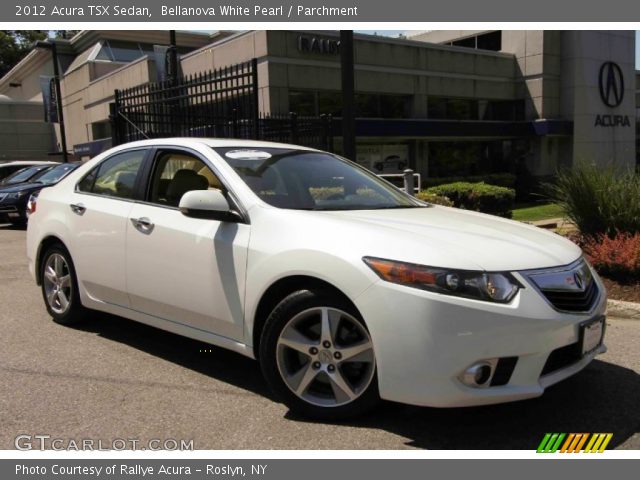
[0,201,25,222]
[354,271,607,407]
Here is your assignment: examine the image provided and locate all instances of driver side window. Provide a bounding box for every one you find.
[149,151,224,207]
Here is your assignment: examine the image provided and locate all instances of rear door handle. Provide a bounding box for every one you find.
[69,203,86,215]
[131,217,154,234]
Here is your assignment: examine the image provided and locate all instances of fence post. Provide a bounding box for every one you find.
[320,114,328,151]
[110,90,121,145]
[251,58,260,140]
[403,169,415,196]
[232,108,239,137]
[290,112,298,145]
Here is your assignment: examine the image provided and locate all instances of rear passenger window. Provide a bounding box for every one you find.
[77,150,146,199]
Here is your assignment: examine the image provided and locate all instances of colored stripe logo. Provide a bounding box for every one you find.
[537,433,613,453]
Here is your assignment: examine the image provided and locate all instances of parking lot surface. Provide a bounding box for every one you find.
[1,225,638,450]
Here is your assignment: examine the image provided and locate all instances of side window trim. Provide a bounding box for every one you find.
[75,147,150,202]
[133,147,157,202]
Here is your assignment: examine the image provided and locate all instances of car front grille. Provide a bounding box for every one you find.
[0,194,7,202]
[523,259,600,313]
[540,280,599,313]
[0,205,17,213]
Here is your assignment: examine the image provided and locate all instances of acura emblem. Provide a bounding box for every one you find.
[599,62,624,108]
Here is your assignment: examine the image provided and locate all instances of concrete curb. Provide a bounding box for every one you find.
[607,299,640,320]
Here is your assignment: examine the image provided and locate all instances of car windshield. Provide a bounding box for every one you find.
[32,163,78,185]
[214,147,424,210]
[1,166,49,185]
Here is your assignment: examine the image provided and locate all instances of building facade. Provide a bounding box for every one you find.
[1,30,637,180]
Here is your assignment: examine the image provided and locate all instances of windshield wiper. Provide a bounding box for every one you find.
[364,205,427,210]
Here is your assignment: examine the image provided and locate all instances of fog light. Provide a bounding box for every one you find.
[461,361,494,387]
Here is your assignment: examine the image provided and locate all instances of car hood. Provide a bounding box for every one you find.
[325,205,581,271]
[0,182,42,194]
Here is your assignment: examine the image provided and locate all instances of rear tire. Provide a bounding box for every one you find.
[259,289,380,421]
[40,244,86,325]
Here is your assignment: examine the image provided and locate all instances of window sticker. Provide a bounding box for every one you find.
[224,150,273,160]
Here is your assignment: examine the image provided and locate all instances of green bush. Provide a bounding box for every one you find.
[425,182,515,218]
[415,191,454,207]
[543,164,640,237]
[422,173,516,190]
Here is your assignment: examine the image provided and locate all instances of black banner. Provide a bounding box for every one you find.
[39,75,58,124]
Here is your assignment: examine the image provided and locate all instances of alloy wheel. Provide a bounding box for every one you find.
[276,307,375,407]
[43,253,73,315]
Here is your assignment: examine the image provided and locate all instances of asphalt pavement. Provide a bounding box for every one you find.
[1,225,638,450]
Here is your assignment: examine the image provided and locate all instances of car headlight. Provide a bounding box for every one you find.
[7,191,27,200]
[363,256,521,303]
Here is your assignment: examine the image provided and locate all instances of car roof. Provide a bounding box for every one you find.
[0,160,57,167]
[111,138,320,152]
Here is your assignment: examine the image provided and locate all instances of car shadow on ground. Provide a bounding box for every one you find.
[73,312,639,450]
[73,312,275,401]
[321,358,640,449]
[0,223,26,230]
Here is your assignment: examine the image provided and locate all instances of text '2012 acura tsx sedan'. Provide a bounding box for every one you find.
[26,138,607,419]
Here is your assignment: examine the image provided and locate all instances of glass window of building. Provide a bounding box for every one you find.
[476,31,502,51]
[289,91,316,116]
[451,37,476,48]
[428,140,512,178]
[317,91,343,116]
[428,97,478,120]
[446,31,502,52]
[289,90,411,118]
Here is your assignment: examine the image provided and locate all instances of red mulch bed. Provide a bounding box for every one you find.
[600,276,640,303]
[554,230,640,303]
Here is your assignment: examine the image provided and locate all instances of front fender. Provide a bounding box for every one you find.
[243,248,377,347]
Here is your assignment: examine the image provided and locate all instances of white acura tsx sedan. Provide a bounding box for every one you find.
[27,138,607,419]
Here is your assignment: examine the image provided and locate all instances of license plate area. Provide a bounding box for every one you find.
[579,316,605,355]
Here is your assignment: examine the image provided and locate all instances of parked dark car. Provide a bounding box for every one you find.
[0,161,55,182]
[0,163,79,226]
[0,164,55,187]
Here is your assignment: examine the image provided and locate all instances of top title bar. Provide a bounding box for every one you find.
[4,0,640,22]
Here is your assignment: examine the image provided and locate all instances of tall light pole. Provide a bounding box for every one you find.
[340,30,356,161]
[35,40,68,163]
[169,30,178,84]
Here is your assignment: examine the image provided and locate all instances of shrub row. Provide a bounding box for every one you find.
[415,191,454,207]
[422,173,516,190]
[543,163,640,238]
[423,182,515,217]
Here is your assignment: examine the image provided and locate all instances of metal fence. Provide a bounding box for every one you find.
[258,112,334,152]
[111,59,333,151]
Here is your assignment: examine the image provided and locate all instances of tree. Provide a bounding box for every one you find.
[54,31,80,40]
[0,30,48,77]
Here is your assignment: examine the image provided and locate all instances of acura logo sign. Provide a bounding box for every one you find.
[598,61,624,108]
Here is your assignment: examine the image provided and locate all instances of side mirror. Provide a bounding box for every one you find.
[179,190,241,222]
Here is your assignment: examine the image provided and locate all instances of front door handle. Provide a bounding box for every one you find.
[69,203,86,215]
[131,217,154,234]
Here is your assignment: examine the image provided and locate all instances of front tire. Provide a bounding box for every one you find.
[260,289,379,420]
[40,244,86,325]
